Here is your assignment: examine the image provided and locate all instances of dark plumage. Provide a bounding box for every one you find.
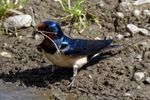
[54,35,112,56]
[35,20,115,88]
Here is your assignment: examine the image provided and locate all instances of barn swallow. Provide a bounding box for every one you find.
[34,21,116,87]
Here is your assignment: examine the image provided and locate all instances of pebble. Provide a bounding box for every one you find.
[143,9,150,16]
[135,54,142,61]
[133,9,141,17]
[2,43,8,48]
[134,72,145,82]
[124,32,131,37]
[127,24,150,36]
[18,36,24,40]
[116,34,124,40]
[133,0,150,6]
[137,85,141,89]
[0,52,12,58]
[35,34,40,40]
[115,57,122,61]
[127,24,139,34]
[3,14,32,29]
[138,28,150,36]
[99,1,104,7]
[120,1,133,11]
[88,75,92,79]
[139,42,150,49]
[145,77,150,84]
[2,43,12,49]
[116,12,124,18]
[124,92,131,97]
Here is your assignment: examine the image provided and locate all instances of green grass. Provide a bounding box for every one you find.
[0,0,27,36]
[57,0,100,34]
[0,0,27,17]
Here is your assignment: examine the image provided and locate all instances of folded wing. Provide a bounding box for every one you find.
[59,37,113,56]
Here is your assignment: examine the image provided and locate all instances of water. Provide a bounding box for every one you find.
[0,80,50,100]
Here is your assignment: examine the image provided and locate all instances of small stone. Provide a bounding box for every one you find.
[2,43,12,49]
[124,32,131,37]
[116,57,122,61]
[138,42,150,49]
[35,34,40,40]
[137,85,141,89]
[133,0,150,6]
[134,72,145,82]
[127,24,150,36]
[116,12,124,18]
[120,1,133,11]
[116,34,124,40]
[99,1,104,7]
[133,9,141,17]
[2,43,8,48]
[97,64,100,67]
[135,54,142,61]
[138,28,150,36]
[143,9,150,16]
[3,14,32,29]
[88,75,92,79]
[124,92,131,97]
[127,24,139,34]
[19,36,24,40]
[0,52,12,58]
[145,77,150,84]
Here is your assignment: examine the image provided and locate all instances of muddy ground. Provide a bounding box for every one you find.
[0,0,150,100]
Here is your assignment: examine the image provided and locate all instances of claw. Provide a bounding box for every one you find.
[67,78,75,88]
[67,64,78,88]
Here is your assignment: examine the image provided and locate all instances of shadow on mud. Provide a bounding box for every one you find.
[0,52,118,88]
[0,65,73,87]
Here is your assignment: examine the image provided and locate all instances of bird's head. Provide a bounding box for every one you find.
[34,21,64,39]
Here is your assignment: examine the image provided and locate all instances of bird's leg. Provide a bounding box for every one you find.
[67,64,79,88]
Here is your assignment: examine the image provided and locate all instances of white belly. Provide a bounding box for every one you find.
[42,50,88,68]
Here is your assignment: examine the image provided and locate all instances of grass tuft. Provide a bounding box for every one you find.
[0,0,27,17]
[56,0,100,34]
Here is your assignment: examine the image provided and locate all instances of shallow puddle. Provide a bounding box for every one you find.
[0,80,51,100]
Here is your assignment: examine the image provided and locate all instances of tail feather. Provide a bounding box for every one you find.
[89,45,120,60]
[98,45,120,54]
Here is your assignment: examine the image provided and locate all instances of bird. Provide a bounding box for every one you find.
[34,20,116,87]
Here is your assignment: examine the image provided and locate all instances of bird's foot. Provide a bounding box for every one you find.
[67,78,75,89]
[67,64,78,89]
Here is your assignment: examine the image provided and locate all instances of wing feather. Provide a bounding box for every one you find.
[59,37,113,56]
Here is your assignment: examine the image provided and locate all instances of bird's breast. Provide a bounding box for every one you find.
[42,49,87,68]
